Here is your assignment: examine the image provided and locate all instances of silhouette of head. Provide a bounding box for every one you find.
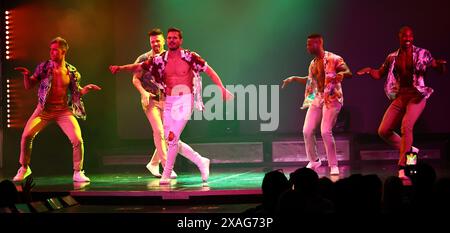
[289,167,319,194]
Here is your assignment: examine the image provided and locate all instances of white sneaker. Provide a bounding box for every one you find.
[306,160,322,170]
[146,162,161,178]
[330,166,340,175]
[13,166,32,182]
[159,178,171,185]
[199,158,210,182]
[73,181,90,190]
[170,171,178,179]
[147,162,178,178]
[73,170,90,182]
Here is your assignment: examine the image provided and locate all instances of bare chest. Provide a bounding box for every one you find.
[165,57,191,77]
[51,68,71,89]
[395,52,414,73]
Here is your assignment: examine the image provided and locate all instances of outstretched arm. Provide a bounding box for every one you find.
[281,76,308,89]
[357,62,388,80]
[109,63,143,74]
[72,71,101,95]
[204,65,234,101]
[80,84,101,95]
[14,67,38,89]
[357,55,390,80]
[431,59,447,74]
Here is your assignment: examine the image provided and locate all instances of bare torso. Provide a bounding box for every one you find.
[164,52,193,96]
[395,49,414,87]
[46,64,70,105]
[313,58,325,93]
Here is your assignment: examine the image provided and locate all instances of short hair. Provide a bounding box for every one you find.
[167,27,183,39]
[307,33,323,40]
[50,37,69,51]
[399,26,413,34]
[148,28,164,37]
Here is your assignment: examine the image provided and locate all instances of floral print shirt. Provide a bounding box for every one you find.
[302,51,348,109]
[134,50,160,96]
[33,60,86,119]
[140,49,208,111]
[382,45,434,100]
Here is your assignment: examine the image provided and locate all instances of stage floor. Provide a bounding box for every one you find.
[2,160,449,213]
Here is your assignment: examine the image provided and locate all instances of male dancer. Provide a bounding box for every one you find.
[110,27,233,184]
[282,34,352,175]
[132,28,207,178]
[13,37,101,182]
[357,26,446,179]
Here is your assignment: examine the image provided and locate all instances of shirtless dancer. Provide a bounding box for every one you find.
[357,26,446,179]
[131,28,207,179]
[110,27,233,184]
[13,37,101,182]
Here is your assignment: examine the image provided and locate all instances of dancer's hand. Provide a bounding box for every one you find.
[282,76,307,88]
[222,88,234,101]
[356,67,372,76]
[281,77,293,89]
[434,59,447,73]
[140,91,155,109]
[435,59,447,65]
[109,65,121,74]
[81,84,101,95]
[14,67,31,77]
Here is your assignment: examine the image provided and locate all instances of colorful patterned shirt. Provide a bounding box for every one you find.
[382,45,434,100]
[134,50,160,96]
[33,60,86,119]
[302,51,348,109]
[140,49,208,111]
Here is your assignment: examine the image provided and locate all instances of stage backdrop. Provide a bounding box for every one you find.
[2,0,450,171]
